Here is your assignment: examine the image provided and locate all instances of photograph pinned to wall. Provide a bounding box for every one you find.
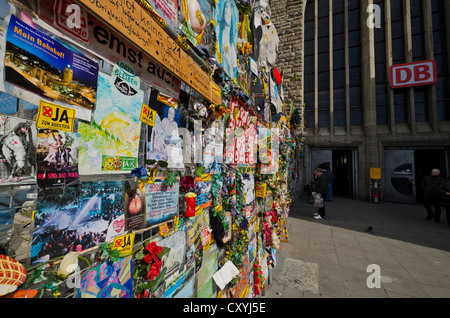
[144,177,179,228]
[31,181,126,265]
[124,187,146,231]
[196,243,218,298]
[147,0,179,29]
[4,15,98,111]
[185,212,206,271]
[36,129,80,188]
[179,0,211,46]
[202,119,223,174]
[157,230,187,276]
[213,0,239,80]
[164,266,196,298]
[146,89,186,169]
[194,174,212,215]
[0,115,36,184]
[0,91,38,119]
[76,255,133,298]
[79,63,144,175]
[222,212,232,244]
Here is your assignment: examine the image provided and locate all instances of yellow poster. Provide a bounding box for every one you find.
[112,233,135,257]
[139,103,157,127]
[77,0,221,105]
[370,168,381,180]
[36,101,75,132]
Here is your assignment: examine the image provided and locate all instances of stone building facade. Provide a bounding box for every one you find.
[270,0,450,203]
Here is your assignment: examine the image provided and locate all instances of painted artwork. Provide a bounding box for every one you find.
[36,129,80,188]
[5,15,98,110]
[31,181,126,265]
[213,0,239,80]
[79,66,143,175]
[76,256,133,298]
[0,115,36,184]
[146,89,185,169]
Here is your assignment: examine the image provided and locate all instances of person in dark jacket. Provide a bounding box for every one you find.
[312,167,327,220]
[438,177,450,227]
[421,169,445,222]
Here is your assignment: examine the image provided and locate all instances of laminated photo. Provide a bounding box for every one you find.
[0,115,36,184]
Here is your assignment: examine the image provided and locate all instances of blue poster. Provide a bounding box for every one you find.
[213,0,239,80]
[5,15,98,110]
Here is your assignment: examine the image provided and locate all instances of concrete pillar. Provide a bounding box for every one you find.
[361,0,379,200]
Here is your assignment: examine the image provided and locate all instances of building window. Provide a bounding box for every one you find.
[303,0,315,128]
[432,0,450,121]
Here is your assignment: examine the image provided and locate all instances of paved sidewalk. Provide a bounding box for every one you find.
[262,196,450,298]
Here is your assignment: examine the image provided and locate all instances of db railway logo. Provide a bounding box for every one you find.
[390,60,437,88]
[36,101,75,132]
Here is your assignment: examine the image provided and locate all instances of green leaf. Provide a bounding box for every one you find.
[157,247,171,259]
[164,172,177,186]
[149,268,167,293]
[135,249,145,261]
[110,248,121,262]
[195,166,205,177]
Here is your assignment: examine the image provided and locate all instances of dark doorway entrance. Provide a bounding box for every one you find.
[415,149,448,203]
[332,150,354,198]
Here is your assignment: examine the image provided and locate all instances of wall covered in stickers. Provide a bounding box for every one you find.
[0,0,303,299]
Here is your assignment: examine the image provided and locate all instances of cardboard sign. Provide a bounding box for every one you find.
[112,233,135,257]
[256,183,267,198]
[36,101,75,132]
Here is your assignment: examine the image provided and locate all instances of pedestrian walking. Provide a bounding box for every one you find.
[312,167,327,220]
[322,168,336,201]
[438,176,450,227]
[421,168,445,222]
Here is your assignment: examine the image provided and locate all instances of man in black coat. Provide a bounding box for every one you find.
[421,169,445,222]
[312,167,327,220]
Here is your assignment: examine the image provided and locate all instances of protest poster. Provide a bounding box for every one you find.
[36,128,80,188]
[144,178,179,228]
[225,98,257,165]
[5,15,98,111]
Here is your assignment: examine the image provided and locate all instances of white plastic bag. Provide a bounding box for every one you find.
[313,193,323,208]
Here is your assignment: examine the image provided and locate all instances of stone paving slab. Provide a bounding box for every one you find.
[262,196,450,298]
